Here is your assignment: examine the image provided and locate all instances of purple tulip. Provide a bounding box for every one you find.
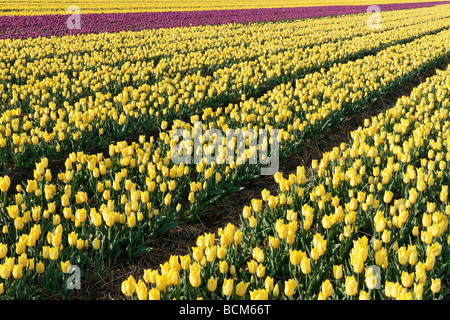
[0,2,449,40]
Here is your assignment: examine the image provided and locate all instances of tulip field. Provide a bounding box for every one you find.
[0,1,449,301]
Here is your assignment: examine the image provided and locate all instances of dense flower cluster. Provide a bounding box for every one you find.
[123,62,450,300]
[0,4,449,299]
[0,5,448,172]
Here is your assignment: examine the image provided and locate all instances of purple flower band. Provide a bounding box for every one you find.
[0,2,449,40]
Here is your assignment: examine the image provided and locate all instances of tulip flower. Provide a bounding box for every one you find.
[136,280,148,300]
[359,290,369,300]
[431,278,441,294]
[36,261,45,274]
[12,265,23,279]
[242,206,251,219]
[401,271,413,288]
[290,249,304,266]
[236,281,250,297]
[321,279,333,298]
[189,262,201,288]
[250,288,269,300]
[269,236,280,250]
[0,244,7,259]
[251,199,262,213]
[284,279,296,297]
[413,283,423,300]
[268,195,278,208]
[207,276,218,292]
[0,265,11,279]
[222,278,234,296]
[0,176,11,193]
[121,275,136,297]
[383,190,394,204]
[345,276,358,297]
[300,257,311,275]
[333,265,343,280]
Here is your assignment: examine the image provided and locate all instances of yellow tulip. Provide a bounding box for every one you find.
[207,276,217,292]
[121,275,136,297]
[222,278,234,296]
[264,276,274,291]
[148,288,160,300]
[383,190,393,204]
[345,276,358,296]
[49,247,59,260]
[359,290,369,300]
[219,260,228,274]
[0,244,7,259]
[14,217,24,230]
[242,205,251,219]
[268,195,278,208]
[284,278,296,297]
[269,236,280,250]
[251,199,262,213]
[250,288,269,300]
[333,264,343,279]
[300,257,311,275]
[321,279,333,298]
[256,263,265,278]
[236,281,250,297]
[164,193,172,206]
[61,261,71,274]
[431,278,441,294]
[12,264,23,279]
[290,249,304,266]
[189,262,201,288]
[36,261,45,274]
[0,265,11,279]
[0,176,11,193]
[401,271,413,288]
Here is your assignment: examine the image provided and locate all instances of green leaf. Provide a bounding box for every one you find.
[131,246,152,260]
[107,240,122,264]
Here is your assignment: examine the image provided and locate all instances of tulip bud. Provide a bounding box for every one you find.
[273,283,280,297]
